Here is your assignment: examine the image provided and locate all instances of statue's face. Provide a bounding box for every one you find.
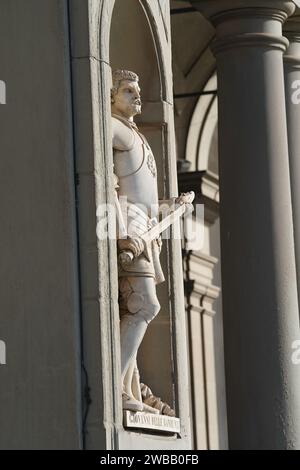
[112,79,142,119]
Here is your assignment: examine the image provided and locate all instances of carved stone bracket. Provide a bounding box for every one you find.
[183,250,220,317]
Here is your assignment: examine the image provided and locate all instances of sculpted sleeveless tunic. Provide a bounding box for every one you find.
[112,115,164,284]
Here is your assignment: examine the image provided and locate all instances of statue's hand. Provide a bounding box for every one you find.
[175,191,195,206]
[175,191,195,214]
[118,236,144,258]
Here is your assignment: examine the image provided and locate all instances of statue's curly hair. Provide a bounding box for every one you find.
[111,69,139,101]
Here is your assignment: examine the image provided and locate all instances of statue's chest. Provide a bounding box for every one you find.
[114,130,157,180]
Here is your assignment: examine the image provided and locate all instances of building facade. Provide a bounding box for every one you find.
[0,0,300,450]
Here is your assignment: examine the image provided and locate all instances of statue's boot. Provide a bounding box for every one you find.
[122,392,143,412]
[141,402,160,414]
[141,383,176,417]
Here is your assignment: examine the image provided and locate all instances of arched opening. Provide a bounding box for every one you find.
[179,71,227,448]
[186,73,218,174]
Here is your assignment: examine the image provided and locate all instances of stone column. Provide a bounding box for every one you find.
[191,0,300,449]
[284,9,300,308]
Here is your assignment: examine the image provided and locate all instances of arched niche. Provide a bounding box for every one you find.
[110,0,161,102]
[109,0,175,414]
[70,0,191,449]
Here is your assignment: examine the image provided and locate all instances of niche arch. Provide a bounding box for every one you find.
[109,0,176,418]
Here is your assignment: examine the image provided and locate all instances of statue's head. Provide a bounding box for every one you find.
[111,69,141,119]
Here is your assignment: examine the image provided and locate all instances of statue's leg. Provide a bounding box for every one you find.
[122,355,143,412]
[119,276,160,378]
[130,357,140,400]
[119,276,160,412]
[123,355,136,397]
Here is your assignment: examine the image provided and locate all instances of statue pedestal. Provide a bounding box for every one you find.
[123,411,181,434]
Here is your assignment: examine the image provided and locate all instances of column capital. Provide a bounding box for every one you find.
[189,1,296,54]
[189,1,296,21]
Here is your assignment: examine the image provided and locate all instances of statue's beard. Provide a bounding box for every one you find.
[130,103,141,115]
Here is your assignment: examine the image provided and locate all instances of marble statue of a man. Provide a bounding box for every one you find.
[111,69,193,415]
